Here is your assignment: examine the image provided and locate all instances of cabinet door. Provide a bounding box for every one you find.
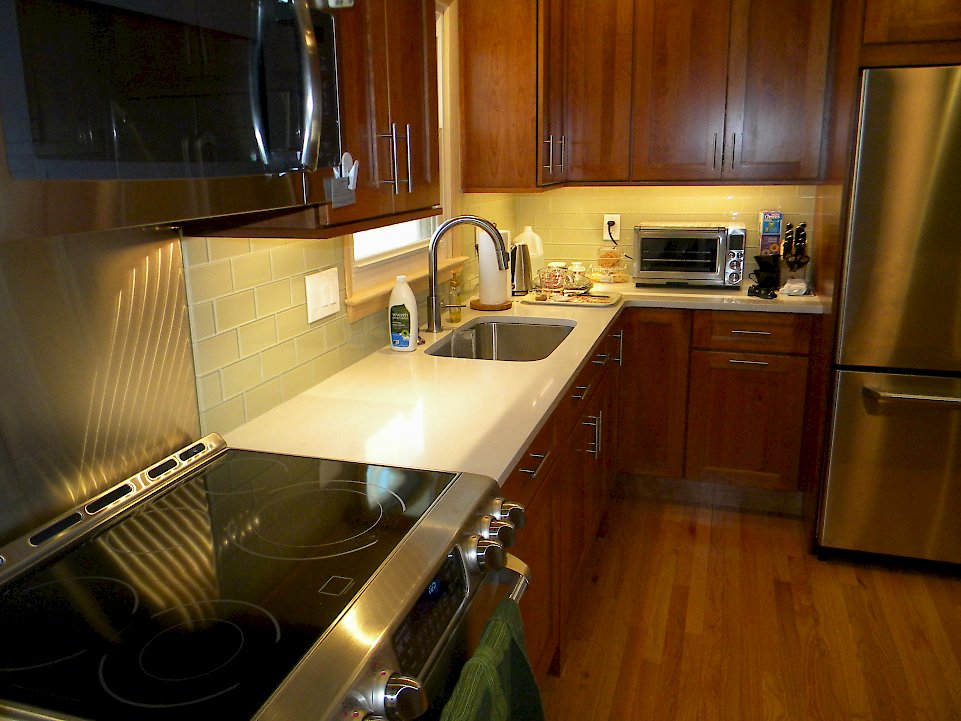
[723,0,831,180]
[459,0,538,190]
[618,308,692,478]
[863,0,961,44]
[538,0,568,185]
[686,350,808,490]
[503,468,558,679]
[630,0,731,180]
[564,0,634,180]
[384,0,440,213]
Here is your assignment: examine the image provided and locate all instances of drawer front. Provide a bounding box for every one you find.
[504,418,556,506]
[692,311,812,354]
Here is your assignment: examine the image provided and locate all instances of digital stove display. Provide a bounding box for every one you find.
[0,450,455,720]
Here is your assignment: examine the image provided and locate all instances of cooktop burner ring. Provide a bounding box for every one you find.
[229,480,407,561]
[0,575,140,672]
[97,599,280,710]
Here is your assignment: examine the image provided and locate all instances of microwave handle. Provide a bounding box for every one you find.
[249,2,269,166]
[291,0,323,171]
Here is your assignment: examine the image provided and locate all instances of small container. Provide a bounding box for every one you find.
[447,272,462,324]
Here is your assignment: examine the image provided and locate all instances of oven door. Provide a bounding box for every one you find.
[0,0,340,242]
[633,227,726,285]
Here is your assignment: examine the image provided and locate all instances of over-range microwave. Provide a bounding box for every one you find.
[633,225,746,287]
[0,0,341,242]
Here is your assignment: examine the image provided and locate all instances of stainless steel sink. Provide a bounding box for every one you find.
[425,317,575,361]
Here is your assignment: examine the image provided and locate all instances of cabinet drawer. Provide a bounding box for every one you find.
[504,418,556,507]
[692,311,812,354]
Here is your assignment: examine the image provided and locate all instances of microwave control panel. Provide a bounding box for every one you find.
[726,230,746,286]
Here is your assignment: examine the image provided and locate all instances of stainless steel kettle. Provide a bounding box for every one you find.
[510,244,535,295]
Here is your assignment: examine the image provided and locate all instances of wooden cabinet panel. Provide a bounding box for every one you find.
[618,308,692,479]
[630,0,731,180]
[685,350,809,490]
[459,0,538,190]
[564,0,635,180]
[863,0,961,44]
[724,0,831,180]
[692,310,812,354]
[539,0,568,185]
[503,470,557,678]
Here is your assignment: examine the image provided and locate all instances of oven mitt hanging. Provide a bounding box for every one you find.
[439,599,545,721]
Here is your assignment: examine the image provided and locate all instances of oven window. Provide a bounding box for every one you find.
[640,235,720,273]
[0,0,315,180]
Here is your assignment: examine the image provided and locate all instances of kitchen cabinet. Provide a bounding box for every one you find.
[563,0,635,181]
[192,0,440,238]
[863,0,961,45]
[632,0,832,181]
[618,308,691,478]
[501,419,559,679]
[458,0,567,190]
[685,311,812,490]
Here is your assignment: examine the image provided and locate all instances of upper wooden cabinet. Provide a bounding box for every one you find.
[632,0,832,181]
[459,0,568,190]
[563,0,635,181]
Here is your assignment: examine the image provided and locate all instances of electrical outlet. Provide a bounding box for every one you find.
[603,214,621,241]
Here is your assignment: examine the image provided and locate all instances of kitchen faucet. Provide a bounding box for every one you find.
[427,215,509,333]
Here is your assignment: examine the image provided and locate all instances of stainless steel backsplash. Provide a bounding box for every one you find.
[0,226,200,546]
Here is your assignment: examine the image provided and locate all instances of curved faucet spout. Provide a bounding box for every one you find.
[427,215,508,333]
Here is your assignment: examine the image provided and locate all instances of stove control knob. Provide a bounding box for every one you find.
[376,673,427,721]
[492,498,526,529]
[467,535,506,573]
[480,515,516,547]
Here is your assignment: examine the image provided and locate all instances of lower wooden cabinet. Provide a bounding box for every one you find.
[685,350,809,490]
[618,307,813,491]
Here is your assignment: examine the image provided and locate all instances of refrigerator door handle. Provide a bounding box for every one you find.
[862,386,961,408]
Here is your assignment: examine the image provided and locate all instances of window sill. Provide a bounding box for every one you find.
[345,255,468,322]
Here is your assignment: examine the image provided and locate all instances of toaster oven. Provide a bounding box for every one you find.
[633,225,745,287]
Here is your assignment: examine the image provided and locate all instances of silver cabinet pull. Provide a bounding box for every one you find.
[592,353,609,365]
[379,123,400,194]
[731,329,772,336]
[291,0,322,171]
[519,450,551,477]
[728,359,769,366]
[612,330,624,366]
[572,384,590,400]
[583,415,600,459]
[557,134,565,172]
[543,135,554,172]
[863,386,961,407]
[404,123,413,193]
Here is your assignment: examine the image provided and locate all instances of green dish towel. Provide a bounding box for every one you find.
[439,599,545,721]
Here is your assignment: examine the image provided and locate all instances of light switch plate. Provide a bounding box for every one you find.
[305,268,340,323]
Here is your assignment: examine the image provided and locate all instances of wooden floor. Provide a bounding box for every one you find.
[540,479,961,721]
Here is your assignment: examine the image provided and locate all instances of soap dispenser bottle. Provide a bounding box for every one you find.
[388,275,418,352]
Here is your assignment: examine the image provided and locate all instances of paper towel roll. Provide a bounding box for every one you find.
[477,229,511,305]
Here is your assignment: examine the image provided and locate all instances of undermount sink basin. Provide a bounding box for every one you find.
[425,317,575,361]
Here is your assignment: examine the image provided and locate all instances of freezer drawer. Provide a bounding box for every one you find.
[820,370,961,563]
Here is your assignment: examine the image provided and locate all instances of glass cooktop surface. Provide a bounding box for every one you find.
[0,449,455,720]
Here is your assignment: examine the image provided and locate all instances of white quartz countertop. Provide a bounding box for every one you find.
[227,286,828,483]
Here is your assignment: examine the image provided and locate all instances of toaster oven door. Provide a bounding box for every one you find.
[633,228,725,285]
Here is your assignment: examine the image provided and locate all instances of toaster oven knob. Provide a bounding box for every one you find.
[481,516,516,548]
[379,673,427,721]
[467,536,505,573]
[492,498,526,529]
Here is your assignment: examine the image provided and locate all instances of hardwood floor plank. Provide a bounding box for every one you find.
[539,488,961,721]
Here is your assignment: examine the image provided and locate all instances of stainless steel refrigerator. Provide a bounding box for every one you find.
[819,65,961,563]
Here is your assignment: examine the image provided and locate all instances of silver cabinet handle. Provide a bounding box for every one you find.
[731,329,772,336]
[543,135,554,172]
[612,330,624,366]
[557,134,565,172]
[519,450,551,477]
[572,384,590,400]
[291,0,323,171]
[592,353,609,365]
[404,123,413,193]
[863,386,961,407]
[728,359,769,366]
[379,123,400,194]
[583,415,600,459]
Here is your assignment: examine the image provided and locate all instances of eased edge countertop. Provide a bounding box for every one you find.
[226,284,827,483]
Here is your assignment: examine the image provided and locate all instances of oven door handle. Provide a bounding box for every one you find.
[499,553,531,603]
